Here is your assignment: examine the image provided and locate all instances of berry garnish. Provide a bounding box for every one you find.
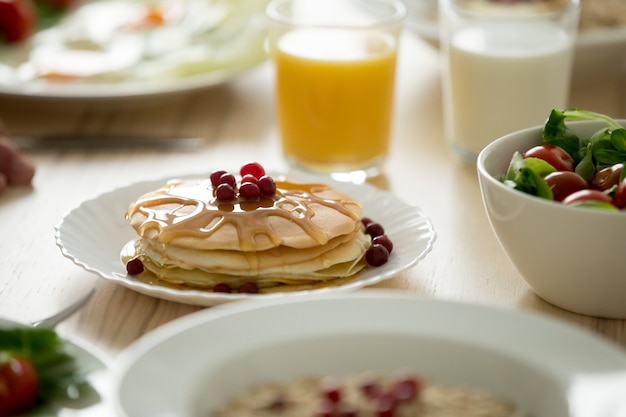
[320,378,342,403]
[209,170,227,187]
[365,222,385,238]
[213,283,231,293]
[215,183,236,202]
[391,376,421,401]
[126,257,144,275]
[240,162,266,179]
[241,174,259,185]
[239,182,261,200]
[366,243,389,267]
[218,173,237,188]
[376,393,397,417]
[372,235,393,254]
[361,380,383,399]
[258,175,277,197]
[361,217,374,227]
[238,282,259,294]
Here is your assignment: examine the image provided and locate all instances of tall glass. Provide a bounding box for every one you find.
[266,0,406,181]
[439,0,580,162]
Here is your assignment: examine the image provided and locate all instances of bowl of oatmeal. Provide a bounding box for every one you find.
[113,291,626,417]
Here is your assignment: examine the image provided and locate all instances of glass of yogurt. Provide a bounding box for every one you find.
[439,0,580,162]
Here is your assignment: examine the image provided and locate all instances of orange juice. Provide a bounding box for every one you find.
[274,28,398,173]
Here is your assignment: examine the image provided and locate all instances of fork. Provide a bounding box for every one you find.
[30,289,95,328]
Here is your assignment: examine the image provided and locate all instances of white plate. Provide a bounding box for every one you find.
[0,0,268,100]
[113,290,626,417]
[0,319,113,417]
[55,172,436,306]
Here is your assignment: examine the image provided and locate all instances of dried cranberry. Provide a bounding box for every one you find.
[376,393,397,417]
[361,380,383,399]
[209,170,227,187]
[240,162,266,179]
[391,376,421,402]
[238,282,259,294]
[213,283,231,293]
[215,183,236,202]
[366,244,389,267]
[126,257,144,275]
[372,235,393,254]
[218,173,237,188]
[365,222,385,238]
[241,174,259,185]
[258,175,277,197]
[239,182,261,200]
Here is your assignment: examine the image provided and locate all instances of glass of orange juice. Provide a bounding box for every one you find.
[266,0,406,181]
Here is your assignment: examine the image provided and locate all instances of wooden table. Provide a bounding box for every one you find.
[1,31,625,363]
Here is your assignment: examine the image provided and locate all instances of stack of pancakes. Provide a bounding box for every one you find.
[122,176,370,292]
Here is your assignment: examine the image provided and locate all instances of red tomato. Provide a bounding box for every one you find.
[0,0,36,43]
[544,171,589,201]
[614,178,626,209]
[523,144,575,171]
[591,163,624,191]
[0,356,39,416]
[562,189,614,207]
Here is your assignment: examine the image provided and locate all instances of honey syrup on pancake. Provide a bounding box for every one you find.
[126,178,362,251]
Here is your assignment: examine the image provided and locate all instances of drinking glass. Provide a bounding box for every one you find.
[266,0,406,181]
[439,0,580,162]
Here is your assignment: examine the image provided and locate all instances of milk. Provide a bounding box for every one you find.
[444,20,574,158]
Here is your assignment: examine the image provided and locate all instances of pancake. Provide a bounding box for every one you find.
[122,172,378,292]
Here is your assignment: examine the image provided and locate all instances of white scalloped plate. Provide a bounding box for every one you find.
[55,172,436,306]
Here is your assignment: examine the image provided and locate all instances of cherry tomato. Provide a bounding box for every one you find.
[544,171,589,201]
[0,0,36,43]
[562,189,614,207]
[523,144,575,172]
[591,163,624,191]
[0,356,39,416]
[614,178,626,209]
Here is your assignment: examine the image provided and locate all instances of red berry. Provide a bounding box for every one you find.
[241,174,259,185]
[126,257,144,275]
[361,217,374,227]
[239,182,261,200]
[240,162,265,179]
[372,235,393,254]
[366,244,389,267]
[215,183,235,202]
[365,222,385,238]
[391,376,420,402]
[238,282,259,294]
[218,173,236,188]
[258,175,277,196]
[361,380,383,399]
[210,170,227,187]
[320,378,342,403]
[213,283,231,293]
[376,393,397,417]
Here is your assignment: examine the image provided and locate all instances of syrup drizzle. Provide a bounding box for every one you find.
[126,178,361,251]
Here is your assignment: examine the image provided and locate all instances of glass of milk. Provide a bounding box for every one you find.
[439,0,580,162]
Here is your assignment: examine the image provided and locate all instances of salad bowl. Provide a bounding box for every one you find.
[477,116,626,318]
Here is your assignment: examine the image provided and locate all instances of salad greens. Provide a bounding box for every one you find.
[503,108,626,203]
[542,109,626,181]
[0,325,95,413]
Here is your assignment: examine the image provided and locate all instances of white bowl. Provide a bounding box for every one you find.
[477,120,626,318]
[114,290,626,417]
